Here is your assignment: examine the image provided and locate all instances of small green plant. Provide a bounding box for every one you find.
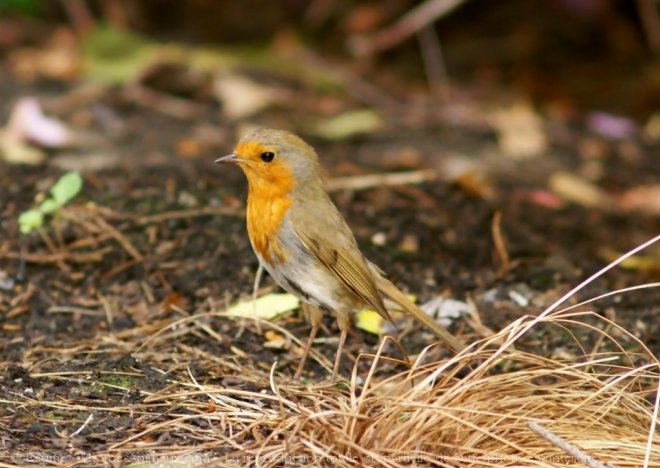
[18,171,83,234]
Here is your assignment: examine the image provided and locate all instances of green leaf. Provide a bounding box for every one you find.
[18,209,43,234]
[39,198,59,214]
[49,171,82,206]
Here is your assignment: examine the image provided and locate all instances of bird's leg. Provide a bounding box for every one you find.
[332,310,351,382]
[294,304,322,380]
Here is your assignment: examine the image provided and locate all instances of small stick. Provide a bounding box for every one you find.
[491,211,510,275]
[637,0,660,53]
[327,169,437,192]
[123,85,205,120]
[137,206,243,225]
[416,25,450,100]
[101,257,143,280]
[528,420,616,468]
[58,0,95,36]
[100,295,114,328]
[94,216,143,261]
[2,248,111,264]
[349,0,469,56]
[70,413,94,437]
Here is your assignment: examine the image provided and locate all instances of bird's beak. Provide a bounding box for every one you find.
[214,153,239,164]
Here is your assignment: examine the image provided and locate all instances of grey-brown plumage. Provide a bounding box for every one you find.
[216,128,465,380]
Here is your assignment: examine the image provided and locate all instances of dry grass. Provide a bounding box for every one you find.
[2,237,658,467]
[198,311,658,467]
[3,304,657,467]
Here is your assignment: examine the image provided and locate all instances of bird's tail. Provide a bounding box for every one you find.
[373,273,466,353]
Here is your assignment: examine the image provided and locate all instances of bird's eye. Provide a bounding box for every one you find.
[260,151,275,163]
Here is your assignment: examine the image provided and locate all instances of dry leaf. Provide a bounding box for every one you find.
[420,296,469,327]
[492,102,547,159]
[310,109,383,140]
[6,97,73,148]
[586,112,636,139]
[549,171,611,208]
[618,185,660,216]
[226,293,299,320]
[263,330,288,350]
[355,310,384,335]
[214,75,280,120]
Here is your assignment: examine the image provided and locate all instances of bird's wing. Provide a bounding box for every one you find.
[295,227,392,322]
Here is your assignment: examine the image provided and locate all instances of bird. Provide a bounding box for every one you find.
[216,128,465,380]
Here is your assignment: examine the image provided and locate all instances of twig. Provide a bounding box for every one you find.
[47,306,105,316]
[70,413,94,437]
[93,216,143,261]
[101,257,143,280]
[137,206,243,225]
[122,85,205,120]
[297,51,405,114]
[491,211,510,275]
[327,169,437,192]
[416,25,450,100]
[58,0,95,36]
[100,295,114,328]
[637,0,660,53]
[63,230,112,251]
[349,0,470,56]
[2,247,111,264]
[100,0,128,29]
[528,420,616,468]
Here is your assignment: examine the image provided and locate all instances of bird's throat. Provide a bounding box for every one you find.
[246,179,293,264]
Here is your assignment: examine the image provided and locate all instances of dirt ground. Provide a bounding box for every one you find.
[0,5,659,466]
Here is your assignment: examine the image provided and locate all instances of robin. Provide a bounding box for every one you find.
[216,128,464,380]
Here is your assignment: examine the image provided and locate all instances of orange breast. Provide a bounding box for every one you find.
[246,192,292,264]
[244,161,294,264]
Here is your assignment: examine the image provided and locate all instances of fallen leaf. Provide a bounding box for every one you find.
[355,309,383,335]
[618,185,660,216]
[310,109,383,140]
[549,171,611,208]
[453,171,493,200]
[599,247,660,272]
[399,234,419,253]
[176,138,202,158]
[645,112,660,141]
[213,75,281,120]
[522,189,565,210]
[586,112,637,139]
[263,330,289,350]
[491,101,547,159]
[226,293,300,320]
[5,97,73,148]
[356,294,420,335]
[420,296,469,327]
[0,136,45,165]
[7,28,80,81]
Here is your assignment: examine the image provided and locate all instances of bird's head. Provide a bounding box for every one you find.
[216,129,322,194]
